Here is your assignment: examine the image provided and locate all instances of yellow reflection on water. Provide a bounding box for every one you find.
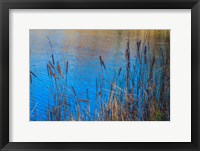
[30,30,170,55]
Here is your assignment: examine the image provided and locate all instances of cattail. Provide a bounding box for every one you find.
[53,73,57,79]
[47,64,50,76]
[113,98,118,120]
[144,45,147,64]
[136,40,141,62]
[49,68,53,77]
[152,55,155,67]
[57,62,64,78]
[127,39,129,50]
[52,54,55,65]
[97,90,102,96]
[125,40,130,60]
[48,61,55,70]
[125,40,130,93]
[66,61,68,73]
[72,86,77,97]
[99,56,106,71]
[131,83,134,94]
[137,40,141,51]
[30,71,37,78]
[125,48,130,60]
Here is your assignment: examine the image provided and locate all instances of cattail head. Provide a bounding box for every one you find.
[49,66,53,77]
[99,55,106,71]
[66,61,68,73]
[144,45,147,64]
[125,40,130,60]
[53,73,57,79]
[144,45,147,56]
[137,40,141,51]
[57,61,64,78]
[127,40,129,50]
[152,55,155,66]
[52,54,55,65]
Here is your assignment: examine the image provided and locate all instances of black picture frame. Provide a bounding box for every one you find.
[0,0,200,150]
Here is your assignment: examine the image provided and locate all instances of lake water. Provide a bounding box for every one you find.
[30,30,170,121]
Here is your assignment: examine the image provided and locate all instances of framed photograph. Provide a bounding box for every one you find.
[0,0,200,150]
